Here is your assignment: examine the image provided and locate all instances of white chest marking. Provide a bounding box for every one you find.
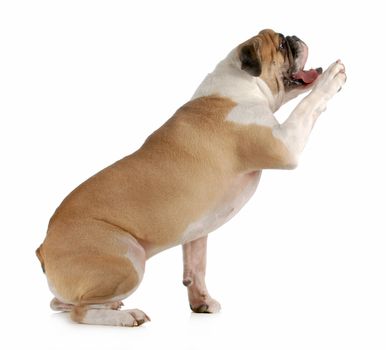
[226,103,277,127]
[181,171,262,244]
[192,50,278,128]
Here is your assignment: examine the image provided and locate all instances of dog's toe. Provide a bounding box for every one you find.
[190,297,221,314]
[128,309,151,326]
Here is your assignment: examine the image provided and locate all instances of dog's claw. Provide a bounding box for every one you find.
[189,297,221,313]
[191,304,209,313]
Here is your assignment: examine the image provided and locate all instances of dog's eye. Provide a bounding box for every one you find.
[279,40,286,51]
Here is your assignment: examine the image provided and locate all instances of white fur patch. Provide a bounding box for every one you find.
[82,309,136,327]
[226,103,277,127]
[272,61,346,158]
[192,49,278,127]
[117,234,145,279]
[81,308,149,327]
[181,172,261,244]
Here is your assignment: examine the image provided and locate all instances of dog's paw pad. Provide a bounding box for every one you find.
[190,297,221,314]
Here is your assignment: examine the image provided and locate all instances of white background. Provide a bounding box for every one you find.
[1,1,385,349]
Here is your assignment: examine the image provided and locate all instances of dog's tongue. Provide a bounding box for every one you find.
[292,69,320,84]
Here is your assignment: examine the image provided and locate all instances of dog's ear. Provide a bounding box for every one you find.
[239,43,262,77]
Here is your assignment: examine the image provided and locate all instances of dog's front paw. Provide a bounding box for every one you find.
[190,296,221,314]
[313,60,346,99]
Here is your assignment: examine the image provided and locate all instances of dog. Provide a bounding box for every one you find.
[36,28,346,327]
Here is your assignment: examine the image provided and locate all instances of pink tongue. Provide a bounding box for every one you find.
[292,69,319,84]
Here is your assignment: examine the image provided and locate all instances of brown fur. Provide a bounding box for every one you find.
[35,26,342,326]
[38,94,293,311]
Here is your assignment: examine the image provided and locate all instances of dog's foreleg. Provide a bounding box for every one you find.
[182,236,221,313]
[272,61,346,165]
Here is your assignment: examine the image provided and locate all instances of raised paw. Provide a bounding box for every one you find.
[313,60,346,99]
[190,296,221,314]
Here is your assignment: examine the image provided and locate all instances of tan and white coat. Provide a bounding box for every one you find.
[36,29,346,326]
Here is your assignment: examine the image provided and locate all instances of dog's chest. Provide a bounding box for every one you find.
[181,171,262,243]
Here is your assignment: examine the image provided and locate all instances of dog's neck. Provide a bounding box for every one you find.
[192,49,281,113]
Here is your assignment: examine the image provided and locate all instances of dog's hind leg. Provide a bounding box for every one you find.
[64,253,150,327]
[50,297,149,327]
[50,298,124,312]
[71,305,150,327]
[50,298,73,311]
[45,233,150,327]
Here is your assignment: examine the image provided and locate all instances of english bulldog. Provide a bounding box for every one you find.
[36,29,346,327]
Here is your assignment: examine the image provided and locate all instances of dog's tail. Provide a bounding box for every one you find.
[35,243,46,273]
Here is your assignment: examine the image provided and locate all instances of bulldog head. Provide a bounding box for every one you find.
[238,29,322,102]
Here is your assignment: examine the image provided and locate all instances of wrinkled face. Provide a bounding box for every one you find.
[238,29,322,99]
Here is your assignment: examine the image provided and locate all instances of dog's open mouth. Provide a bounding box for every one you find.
[289,67,323,86]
